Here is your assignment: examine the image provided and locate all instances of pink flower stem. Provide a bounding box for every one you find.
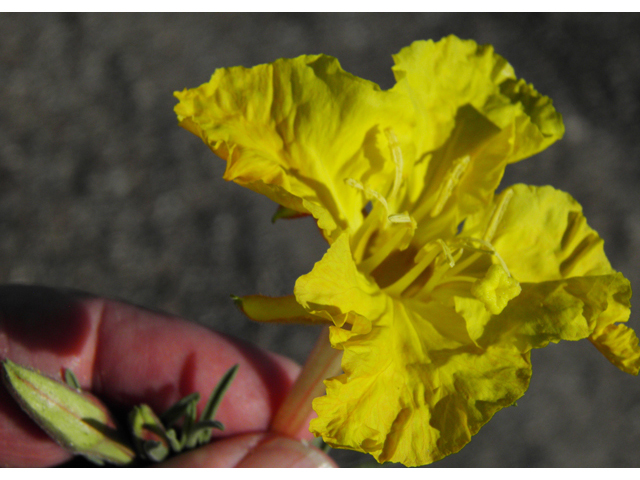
[270,326,342,439]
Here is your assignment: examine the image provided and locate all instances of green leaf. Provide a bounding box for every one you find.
[197,364,239,444]
[188,420,224,447]
[63,368,82,390]
[164,428,182,452]
[181,400,199,449]
[1,359,135,466]
[129,404,170,462]
[160,392,200,429]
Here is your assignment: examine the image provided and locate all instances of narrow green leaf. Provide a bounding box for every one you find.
[160,392,200,428]
[1,359,135,466]
[129,404,170,462]
[181,400,198,449]
[197,364,239,444]
[63,369,81,390]
[188,420,225,447]
[141,440,168,463]
[200,364,239,423]
[164,428,182,452]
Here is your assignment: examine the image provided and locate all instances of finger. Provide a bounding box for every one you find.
[157,433,336,468]
[0,285,307,467]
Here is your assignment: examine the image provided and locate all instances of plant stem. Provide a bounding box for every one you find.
[270,327,342,439]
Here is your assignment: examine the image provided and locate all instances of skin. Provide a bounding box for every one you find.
[0,285,335,468]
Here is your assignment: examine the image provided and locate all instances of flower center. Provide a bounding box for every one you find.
[348,129,520,312]
[359,185,518,312]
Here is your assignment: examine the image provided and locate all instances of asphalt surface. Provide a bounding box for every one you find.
[1,13,640,467]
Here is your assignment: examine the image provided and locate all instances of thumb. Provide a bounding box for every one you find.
[157,433,336,468]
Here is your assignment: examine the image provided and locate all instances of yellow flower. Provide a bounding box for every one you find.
[175,36,640,466]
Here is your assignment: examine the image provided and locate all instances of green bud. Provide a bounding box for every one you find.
[1,359,135,466]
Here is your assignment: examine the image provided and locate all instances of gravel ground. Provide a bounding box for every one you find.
[1,13,640,467]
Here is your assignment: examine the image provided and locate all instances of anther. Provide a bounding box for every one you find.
[345,178,390,214]
[464,237,512,278]
[483,188,514,242]
[388,213,412,224]
[384,128,403,200]
[431,155,471,217]
[346,177,415,226]
[436,239,456,268]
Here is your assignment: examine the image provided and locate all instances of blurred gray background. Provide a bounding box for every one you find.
[1,13,640,467]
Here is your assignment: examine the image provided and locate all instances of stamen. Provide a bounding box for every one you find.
[384,128,403,200]
[464,237,512,278]
[430,155,471,217]
[438,275,478,285]
[345,178,390,215]
[388,213,412,224]
[444,251,483,279]
[384,244,441,296]
[420,240,459,294]
[436,239,456,268]
[346,178,414,226]
[359,226,410,275]
[483,188,514,242]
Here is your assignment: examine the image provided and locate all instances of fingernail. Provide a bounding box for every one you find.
[237,435,335,468]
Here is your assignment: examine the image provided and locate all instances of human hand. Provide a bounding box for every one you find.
[0,285,335,467]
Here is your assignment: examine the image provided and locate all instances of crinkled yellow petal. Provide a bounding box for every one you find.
[464,184,613,283]
[470,264,521,315]
[175,55,414,241]
[233,294,329,326]
[591,323,640,375]
[390,36,564,242]
[310,297,531,466]
[294,233,386,326]
[497,78,565,163]
[470,273,639,374]
[295,232,532,466]
[391,36,516,157]
[586,274,640,374]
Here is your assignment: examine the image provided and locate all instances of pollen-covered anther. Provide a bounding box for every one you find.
[471,264,522,315]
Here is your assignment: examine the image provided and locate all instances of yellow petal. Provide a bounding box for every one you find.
[473,273,639,374]
[587,274,640,374]
[591,323,640,375]
[233,294,329,326]
[175,55,414,241]
[470,264,521,315]
[464,184,614,283]
[294,233,386,327]
[310,297,530,466]
[390,36,564,242]
[296,232,530,466]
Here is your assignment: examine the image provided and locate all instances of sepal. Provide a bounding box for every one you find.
[1,359,135,466]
